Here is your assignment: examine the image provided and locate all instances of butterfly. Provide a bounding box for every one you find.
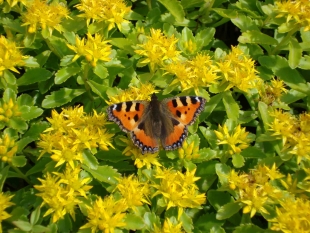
[107,93,206,154]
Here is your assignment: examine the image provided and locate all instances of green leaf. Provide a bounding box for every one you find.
[19,106,43,120]
[82,165,120,185]
[298,55,310,70]
[158,0,185,22]
[180,212,193,232]
[12,220,32,231]
[124,214,145,230]
[195,213,224,231]
[0,166,9,191]
[94,64,109,79]
[55,67,81,84]
[231,14,259,31]
[238,30,278,45]
[258,101,272,131]
[288,37,302,69]
[215,163,230,186]
[46,36,73,58]
[32,225,52,233]
[87,80,108,99]
[216,202,243,220]
[17,137,37,153]
[110,38,134,54]
[234,224,268,233]
[11,156,27,167]
[232,153,245,168]
[30,207,41,225]
[41,88,85,108]
[223,91,239,120]
[8,118,28,131]
[210,225,226,233]
[17,68,52,86]
[36,50,52,67]
[3,88,16,102]
[207,190,232,211]
[259,55,309,93]
[82,150,99,170]
[241,147,267,159]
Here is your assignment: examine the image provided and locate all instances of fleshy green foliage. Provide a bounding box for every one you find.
[1,0,310,232]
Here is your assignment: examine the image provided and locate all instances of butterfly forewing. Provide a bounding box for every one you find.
[165,96,206,125]
[107,101,147,132]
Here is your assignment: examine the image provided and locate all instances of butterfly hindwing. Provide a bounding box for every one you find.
[161,118,187,150]
[131,120,159,154]
[107,101,147,132]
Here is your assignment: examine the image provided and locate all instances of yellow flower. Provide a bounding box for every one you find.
[268,109,297,146]
[121,137,162,169]
[76,0,131,30]
[0,36,26,76]
[178,140,200,160]
[106,83,158,105]
[67,33,112,67]
[258,78,287,105]
[0,192,14,228]
[270,197,310,232]
[34,172,82,222]
[280,174,305,197]
[153,218,185,233]
[22,0,70,35]
[275,0,310,31]
[53,165,92,198]
[288,133,310,164]
[80,195,128,233]
[38,106,114,167]
[116,175,150,211]
[135,28,181,71]
[0,134,18,163]
[4,0,28,8]
[214,124,251,155]
[165,53,219,94]
[217,46,260,93]
[152,167,206,219]
[240,186,269,218]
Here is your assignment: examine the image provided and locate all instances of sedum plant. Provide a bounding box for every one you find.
[0,0,310,232]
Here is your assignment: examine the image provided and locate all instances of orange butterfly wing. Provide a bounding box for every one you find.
[107,101,159,154]
[162,96,206,150]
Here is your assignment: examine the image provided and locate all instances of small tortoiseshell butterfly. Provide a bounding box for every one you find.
[107,93,206,154]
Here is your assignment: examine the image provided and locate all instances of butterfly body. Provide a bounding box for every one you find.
[107,94,206,154]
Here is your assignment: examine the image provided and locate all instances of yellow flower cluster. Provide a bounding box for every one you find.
[178,140,200,160]
[270,197,310,232]
[76,0,131,30]
[67,33,112,67]
[165,53,219,94]
[116,175,150,211]
[217,46,261,92]
[275,0,310,31]
[37,106,114,168]
[21,0,70,35]
[214,124,251,155]
[153,218,185,233]
[269,110,310,164]
[258,78,287,105]
[152,167,206,219]
[228,164,284,218]
[106,82,158,105]
[80,195,128,233]
[135,28,181,71]
[34,166,92,222]
[0,134,18,163]
[0,98,21,123]
[0,192,14,230]
[0,36,26,76]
